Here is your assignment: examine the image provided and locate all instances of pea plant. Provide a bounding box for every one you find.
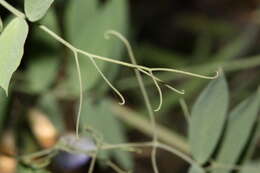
[0,0,259,173]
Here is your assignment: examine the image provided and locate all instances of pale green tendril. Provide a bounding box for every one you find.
[137,67,185,94]
[149,70,163,111]
[73,51,83,139]
[89,56,125,105]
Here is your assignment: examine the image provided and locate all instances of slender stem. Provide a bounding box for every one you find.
[151,68,219,79]
[0,0,25,18]
[118,55,260,90]
[20,148,55,161]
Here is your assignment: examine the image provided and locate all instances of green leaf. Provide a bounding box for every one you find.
[188,164,205,173]
[0,17,28,95]
[65,0,127,96]
[24,0,54,22]
[81,98,133,169]
[25,56,59,93]
[211,92,259,173]
[38,93,65,132]
[189,74,229,163]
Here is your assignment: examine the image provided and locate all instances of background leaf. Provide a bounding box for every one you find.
[81,98,133,169]
[25,56,59,94]
[211,91,259,173]
[65,0,128,96]
[24,0,54,22]
[188,164,205,173]
[0,17,28,95]
[189,74,229,163]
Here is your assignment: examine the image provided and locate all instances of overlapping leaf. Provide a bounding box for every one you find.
[189,74,229,163]
[212,91,259,173]
[81,98,133,169]
[24,0,54,22]
[0,17,28,95]
[65,0,127,96]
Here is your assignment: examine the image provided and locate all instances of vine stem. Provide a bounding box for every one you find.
[39,25,218,80]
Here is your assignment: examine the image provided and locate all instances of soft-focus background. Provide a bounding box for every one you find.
[0,0,260,172]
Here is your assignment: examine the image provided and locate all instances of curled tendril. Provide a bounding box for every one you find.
[88,56,125,105]
[138,68,185,95]
[149,70,163,111]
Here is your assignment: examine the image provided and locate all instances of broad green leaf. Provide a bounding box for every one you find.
[81,98,133,169]
[38,93,65,132]
[65,0,127,96]
[189,74,229,163]
[0,17,28,95]
[24,0,54,22]
[25,56,59,93]
[188,164,205,173]
[212,92,259,173]
[0,16,3,32]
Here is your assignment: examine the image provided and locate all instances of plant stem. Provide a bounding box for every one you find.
[117,55,260,90]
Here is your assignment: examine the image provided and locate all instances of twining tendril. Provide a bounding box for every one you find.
[73,51,83,139]
[88,56,125,105]
[149,70,163,111]
[138,68,185,94]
